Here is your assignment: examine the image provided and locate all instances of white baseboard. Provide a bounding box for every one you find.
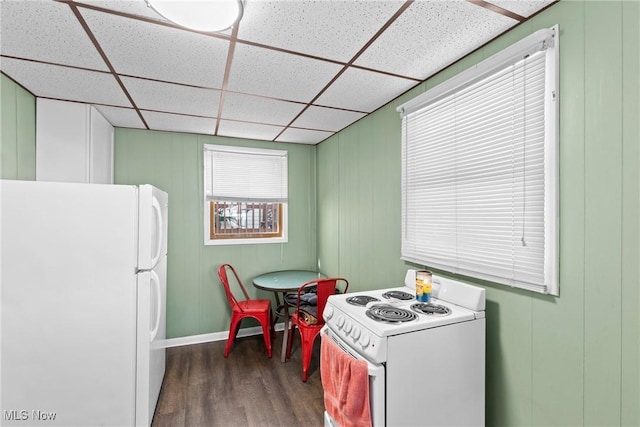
[162,322,287,348]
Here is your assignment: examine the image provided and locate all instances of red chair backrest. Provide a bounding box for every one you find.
[296,277,348,325]
[217,264,251,311]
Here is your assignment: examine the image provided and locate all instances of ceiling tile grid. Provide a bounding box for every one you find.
[121,76,221,117]
[79,7,230,88]
[0,0,558,145]
[236,0,406,62]
[221,91,306,126]
[275,127,334,145]
[142,110,217,135]
[94,105,146,129]
[485,0,556,18]
[292,105,367,132]
[315,67,418,113]
[0,0,108,70]
[0,57,132,107]
[226,42,343,103]
[353,0,518,80]
[75,0,172,23]
[218,119,284,141]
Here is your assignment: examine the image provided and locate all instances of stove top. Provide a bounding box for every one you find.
[323,275,486,364]
[325,286,477,338]
[325,275,485,336]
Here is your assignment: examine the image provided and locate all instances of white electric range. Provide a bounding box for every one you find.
[321,273,486,427]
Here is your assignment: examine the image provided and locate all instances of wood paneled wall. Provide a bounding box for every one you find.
[316,1,639,425]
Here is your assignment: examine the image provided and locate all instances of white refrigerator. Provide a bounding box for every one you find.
[0,180,168,427]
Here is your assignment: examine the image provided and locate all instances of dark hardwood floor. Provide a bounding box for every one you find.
[152,330,325,427]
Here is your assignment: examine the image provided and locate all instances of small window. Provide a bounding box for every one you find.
[397,26,559,295]
[210,201,283,239]
[204,144,288,245]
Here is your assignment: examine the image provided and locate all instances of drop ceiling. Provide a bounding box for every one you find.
[0,0,557,145]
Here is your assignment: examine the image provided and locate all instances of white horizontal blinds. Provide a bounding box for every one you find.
[204,145,288,202]
[457,51,546,287]
[402,95,458,267]
[400,36,555,294]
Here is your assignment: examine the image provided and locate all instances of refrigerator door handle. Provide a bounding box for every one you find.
[150,270,162,342]
[151,197,163,268]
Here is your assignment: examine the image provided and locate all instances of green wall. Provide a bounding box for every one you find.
[114,129,317,338]
[0,74,36,180]
[3,1,638,424]
[316,1,639,426]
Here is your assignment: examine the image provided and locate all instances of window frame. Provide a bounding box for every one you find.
[203,144,288,246]
[396,26,559,296]
[208,200,284,240]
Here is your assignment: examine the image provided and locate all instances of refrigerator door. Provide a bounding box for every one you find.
[1,180,139,426]
[135,256,167,427]
[137,185,168,271]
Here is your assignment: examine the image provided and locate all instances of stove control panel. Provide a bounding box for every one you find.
[324,302,386,363]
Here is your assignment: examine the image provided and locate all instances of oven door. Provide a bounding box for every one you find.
[321,326,385,427]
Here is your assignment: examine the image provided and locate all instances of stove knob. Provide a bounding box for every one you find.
[336,315,345,329]
[344,320,352,333]
[359,333,370,348]
[351,326,361,340]
[324,306,334,320]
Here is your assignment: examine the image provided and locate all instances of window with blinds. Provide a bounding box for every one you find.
[203,144,288,245]
[397,26,559,295]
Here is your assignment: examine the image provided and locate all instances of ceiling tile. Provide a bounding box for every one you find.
[74,0,171,23]
[94,105,146,129]
[142,111,216,135]
[1,0,554,146]
[354,0,517,80]
[275,128,333,145]
[227,43,343,103]
[236,0,404,62]
[121,76,220,117]
[218,120,284,141]
[486,0,555,18]
[315,67,417,112]
[221,92,305,126]
[74,1,235,36]
[79,7,229,88]
[0,58,131,107]
[292,106,366,132]
[0,0,108,71]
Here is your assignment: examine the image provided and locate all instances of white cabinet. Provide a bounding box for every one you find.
[36,99,114,184]
[89,105,114,184]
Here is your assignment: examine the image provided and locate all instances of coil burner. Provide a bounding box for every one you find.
[346,295,380,307]
[410,303,452,316]
[381,290,414,301]
[366,304,418,323]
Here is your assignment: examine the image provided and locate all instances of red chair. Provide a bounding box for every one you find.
[217,264,273,358]
[286,277,348,381]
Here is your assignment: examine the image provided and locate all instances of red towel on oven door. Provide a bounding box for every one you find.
[321,333,372,427]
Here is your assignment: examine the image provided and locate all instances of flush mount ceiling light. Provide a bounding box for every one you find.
[145,0,243,32]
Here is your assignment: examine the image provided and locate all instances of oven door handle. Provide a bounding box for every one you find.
[321,327,384,377]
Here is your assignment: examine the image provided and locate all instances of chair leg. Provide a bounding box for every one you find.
[224,316,242,358]
[270,310,276,337]
[299,329,321,382]
[300,335,315,382]
[260,315,273,358]
[286,322,296,359]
